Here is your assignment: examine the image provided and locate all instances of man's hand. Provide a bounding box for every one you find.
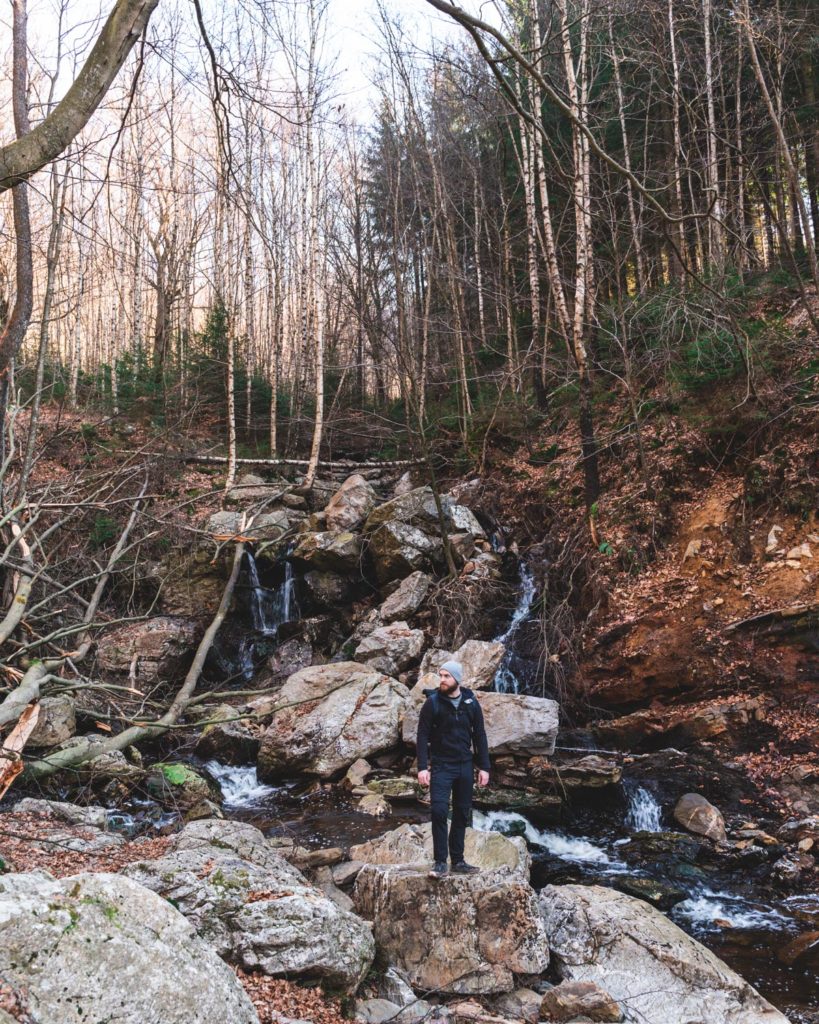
[478,770,490,788]
[417,770,430,787]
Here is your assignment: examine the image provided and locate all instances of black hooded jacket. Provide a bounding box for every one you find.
[416,686,490,772]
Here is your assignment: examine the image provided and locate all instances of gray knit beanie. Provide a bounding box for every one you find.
[440,660,463,685]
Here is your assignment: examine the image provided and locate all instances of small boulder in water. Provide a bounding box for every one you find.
[146,762,221,811]
[358,793,391,817]
[606,873,687,911]
[673,793,727,843]
[194,704,260,764]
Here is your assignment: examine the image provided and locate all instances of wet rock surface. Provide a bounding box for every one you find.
[539,884,789,1024]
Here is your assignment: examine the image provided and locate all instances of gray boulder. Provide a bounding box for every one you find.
[124,819,374,990]
[14,797,110,829]
[380,571,432,622]
[368,520,443,584]
[208,508,289,542]
[402,685,558,757]
[354,863,548,994]
[96,616,198,683]
[292,530,362,575]
[539,884,789,1024]
[325,474,379,532]
[258,662,410,779]
[26,695,76,748]
[354,620,426,675]
[420,640,506,690]
[225,472,285,503]
[0,870,258,1024]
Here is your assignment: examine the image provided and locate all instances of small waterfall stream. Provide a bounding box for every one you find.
[246,551,295,636]
[204,761,278,808]
[493,561,536,694]
[624,785,663,832]
[210,550,298,683]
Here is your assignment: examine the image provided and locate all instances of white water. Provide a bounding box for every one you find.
[493,562,537,694]
[672,888,792,933]
[246,551,295,637]
[473,809,613,865]
[625,786,663,832]
[205,761,278,808]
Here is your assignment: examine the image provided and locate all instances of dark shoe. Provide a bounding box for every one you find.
[451,861,480,874]
[428,861,448,878]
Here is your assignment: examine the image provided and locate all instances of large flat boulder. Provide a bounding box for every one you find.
[420,640,506,690]
[124,819,374,991]
[354,864,548,995]
[96,616,198,683]
[350,822,530,878]
[325,474,379,532]
[539,884,789,1024]
[0,870,258,1024]
[208,508,289,541]
[402,685,558,757]
[258,662,411,779]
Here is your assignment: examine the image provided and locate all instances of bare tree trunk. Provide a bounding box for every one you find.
[17,161,69,497]
[703,0,726,273]
[740,0,819,289]
[0,0,33,379]
[609,13,646,292]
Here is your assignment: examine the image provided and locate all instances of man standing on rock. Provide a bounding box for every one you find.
[416,660,490,878]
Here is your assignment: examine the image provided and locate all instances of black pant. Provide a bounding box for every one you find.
[430,759,473,864]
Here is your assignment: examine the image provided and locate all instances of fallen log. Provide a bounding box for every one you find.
[724,602,819,634]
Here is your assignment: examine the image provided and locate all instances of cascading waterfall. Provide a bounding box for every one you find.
[246,550,295,637]
[204,761,278,808]
[625,785,663,832]
[219,550,298,682]
[493,561,536,694]
[473,809,616,866]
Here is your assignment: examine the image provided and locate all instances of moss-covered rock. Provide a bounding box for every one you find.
[146,763,221,811]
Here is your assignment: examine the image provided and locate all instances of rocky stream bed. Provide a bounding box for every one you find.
[2,470,817,1024]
